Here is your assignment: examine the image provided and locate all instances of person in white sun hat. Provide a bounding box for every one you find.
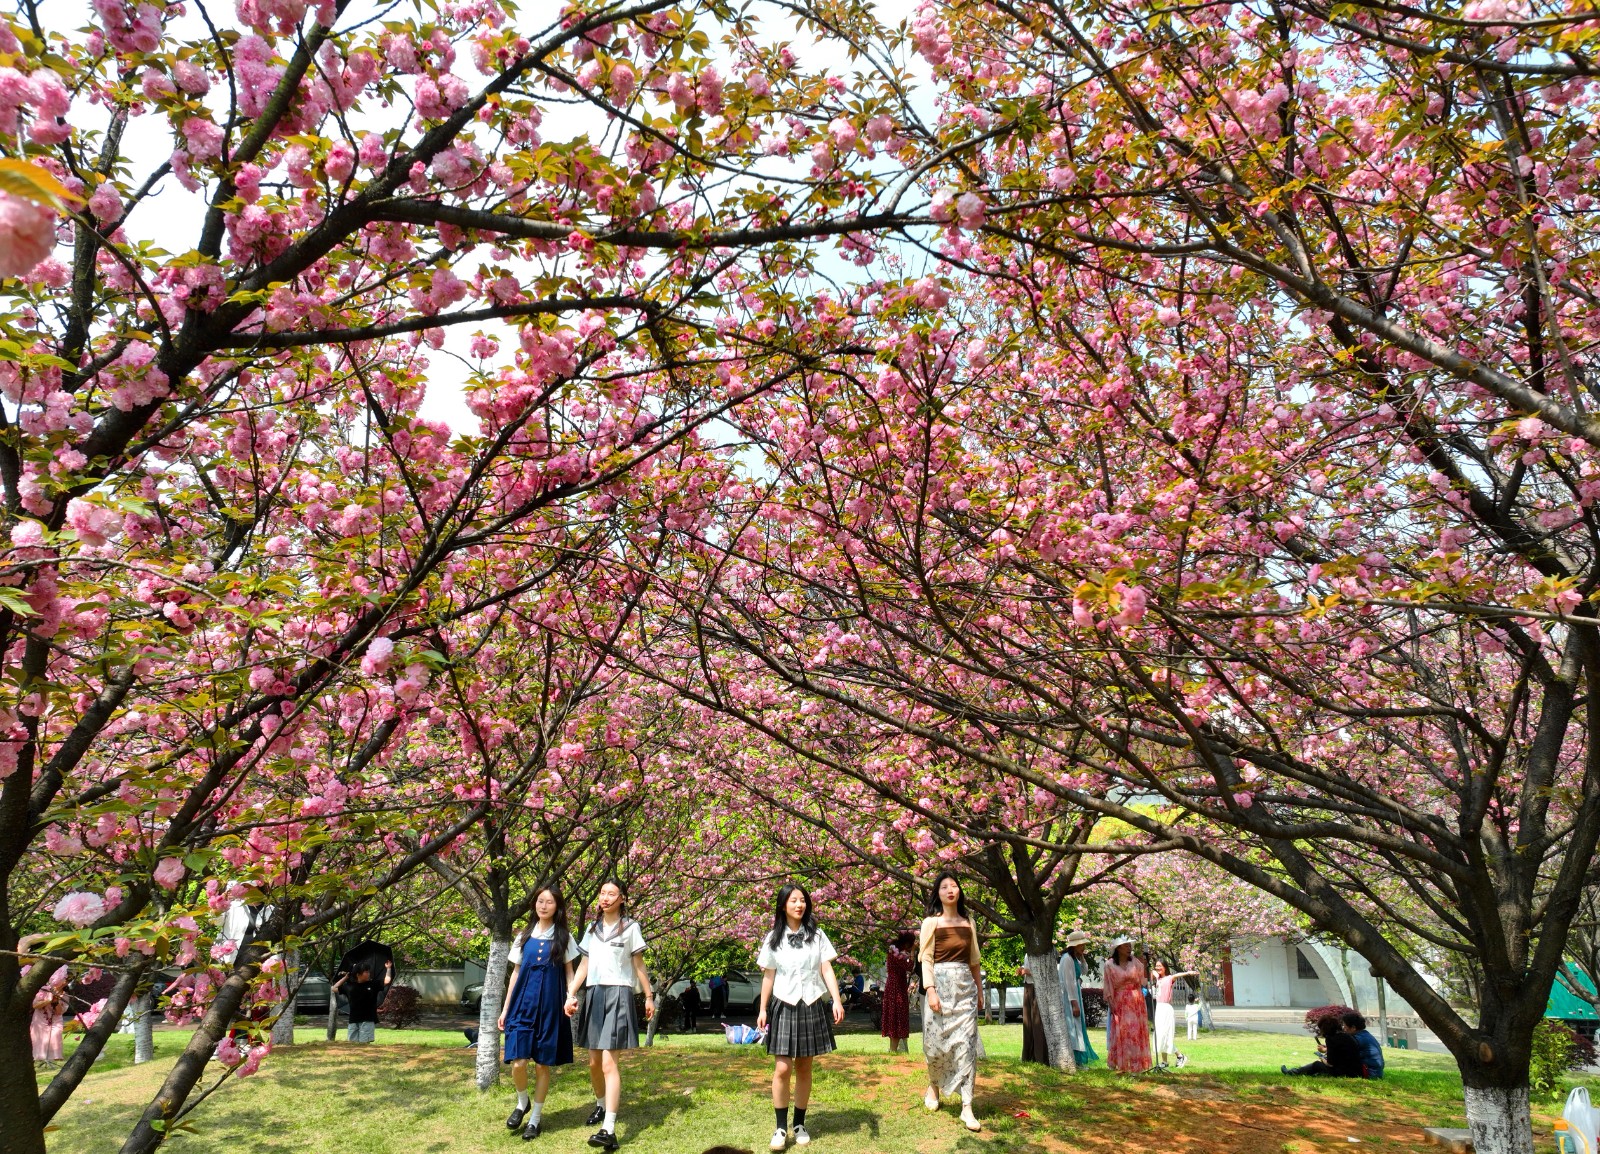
[1103,935,1152,1073]
[1057,929,1097,1067]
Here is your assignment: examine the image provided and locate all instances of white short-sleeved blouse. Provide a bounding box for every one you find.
[509,923,580,967]
[577,918,647,987]
[757,927,838,1006]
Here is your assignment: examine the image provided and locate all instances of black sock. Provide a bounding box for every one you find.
[793,1108,807,1128]
[776,1107,788,1131]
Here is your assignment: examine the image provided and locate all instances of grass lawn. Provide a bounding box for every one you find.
[39,1023,1583,1154]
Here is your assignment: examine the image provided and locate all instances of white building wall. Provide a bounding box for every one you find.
[1229,936,1293,1006]
[1226,936,1435,1021]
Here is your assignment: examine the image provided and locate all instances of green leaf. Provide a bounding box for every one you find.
[0,158,82,208]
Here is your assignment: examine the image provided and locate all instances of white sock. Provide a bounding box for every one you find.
[603,1110,616,1132]
[517,1091,530,1111]
[529,1101,543,1125]
[595,1098,605,1111]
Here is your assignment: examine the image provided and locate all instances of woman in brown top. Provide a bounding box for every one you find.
[918,872,983,1132]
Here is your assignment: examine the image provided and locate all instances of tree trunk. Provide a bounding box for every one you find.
[325,988,337,1042]
[1462,1085,1534,1154]
[643,998,662,1047]
[134,991,156,1064]
[644,963,686,1048]
[1025,948,1077,1072]
[40,963,143,1122]
[0,994,46,1154]
[270,948,298,1047]
[118,949,265,1154]
[1339,947,1361,1014]
[475,932,512,1091]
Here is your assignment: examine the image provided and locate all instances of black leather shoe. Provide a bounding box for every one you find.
[587,1129,619,1150]
[507,1107,527,1130]
[585,1106,606,1126]
[521,1121,541,1140]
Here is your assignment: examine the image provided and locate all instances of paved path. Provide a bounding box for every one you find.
[1207,1006,1451,1054]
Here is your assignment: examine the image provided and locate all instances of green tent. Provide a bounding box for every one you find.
[1548,965,1599,1022]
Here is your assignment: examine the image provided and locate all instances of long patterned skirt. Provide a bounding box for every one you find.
[1106,985,1151,1073]
[921,962,984,1098]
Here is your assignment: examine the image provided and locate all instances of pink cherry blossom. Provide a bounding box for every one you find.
[0,191,55,276]
[53,891,107,927]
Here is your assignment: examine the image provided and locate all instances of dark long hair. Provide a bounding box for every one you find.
[521,881,572,961]
[766,883,818,950]
[591,877,630,936]
[892,929,916,952]
[925,871,970,919]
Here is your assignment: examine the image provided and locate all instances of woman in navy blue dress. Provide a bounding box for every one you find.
[498,884,579,1140]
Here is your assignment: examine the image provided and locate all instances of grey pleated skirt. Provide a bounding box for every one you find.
[579,985,639,1051]
[765,997,836,1057]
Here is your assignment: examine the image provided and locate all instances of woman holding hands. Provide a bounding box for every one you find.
[499,883,578,1140]
[564,880,654,1151]
[919,872,983,1132]
[756,883,844,1152]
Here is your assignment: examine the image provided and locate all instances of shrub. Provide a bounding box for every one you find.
[378,984,421,1029]
[1081,988,1108,1028]
[1303,1004,1357,1036]
[1571,1025,1599,1069]
[1530,1019,1594,1096]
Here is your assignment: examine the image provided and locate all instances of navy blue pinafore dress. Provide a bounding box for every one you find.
[502,933,574,1066]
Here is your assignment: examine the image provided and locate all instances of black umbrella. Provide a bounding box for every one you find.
[336,940,393,983]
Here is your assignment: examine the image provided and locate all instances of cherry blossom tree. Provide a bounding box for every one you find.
[624,229,1600,1150]
[0,0,949,1149]
[1076,851,1300,1000]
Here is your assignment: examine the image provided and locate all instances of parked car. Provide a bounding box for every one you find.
[462,981,483,1012]
[293,970,333,1016]
[983,985,1025,1022]
[665,969,762,1015]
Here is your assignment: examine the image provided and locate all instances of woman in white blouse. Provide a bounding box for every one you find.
[564,880,654,1151]
[756,884,844,1152]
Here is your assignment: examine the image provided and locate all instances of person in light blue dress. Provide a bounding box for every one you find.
[499,884,579,1141]
[1058,929,1099,1068]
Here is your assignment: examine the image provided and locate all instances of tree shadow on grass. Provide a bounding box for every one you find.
[796,1107,883,1142]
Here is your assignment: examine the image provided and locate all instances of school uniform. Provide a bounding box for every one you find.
[757,927,838,1057]
[576,918,647,1051]
[504,925,579,1066]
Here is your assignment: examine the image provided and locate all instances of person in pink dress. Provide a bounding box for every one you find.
[31,967,68,1063]
[1102,936,1151,1074]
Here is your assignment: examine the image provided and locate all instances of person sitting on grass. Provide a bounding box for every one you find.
[1343,1011,1384,1079]
[1281,1015,1362,1078]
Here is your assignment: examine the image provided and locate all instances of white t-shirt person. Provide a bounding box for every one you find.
[576,919,647,988]
[757,927,839,1006]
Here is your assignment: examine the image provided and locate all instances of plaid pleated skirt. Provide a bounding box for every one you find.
[765,997,836,1057]
[579,985,639,1051]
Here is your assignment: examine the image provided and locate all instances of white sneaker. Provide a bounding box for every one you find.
[769,1127,788,1151]
[924,1088,940,1111]
[793,1125,811,1146]
[960,1107,982,1132]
